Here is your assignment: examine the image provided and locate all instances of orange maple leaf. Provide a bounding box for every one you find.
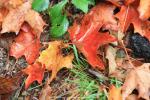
[23,62,45,89]
[10,23,41,64]
[68,3,117,70]
[116,5,150,40]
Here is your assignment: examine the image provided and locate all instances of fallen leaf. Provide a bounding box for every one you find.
[122,63,150,100]
[106,46,117,74]
[138,0,150,20]
[39,84,51,100]
[10,23,41,64]
[0,0,45,35]
[22,62,45,89]
[116,6,150,41]
[0,72,23,94]
[108,85,122,100]
[38,41,74,83]
[1,1,31,34]
[68,3,117,69]
[25,9,45,37]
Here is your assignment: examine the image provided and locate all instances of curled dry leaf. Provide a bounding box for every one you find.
[0,72,23,94]
[10,23,41,64]
[38,41,74,83]
[22,62,45,89]
[108,85,122,100]
[122,63,150,100]
[116,6,150,41]
[68,3,117,70]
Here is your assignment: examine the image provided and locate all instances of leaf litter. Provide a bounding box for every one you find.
[0,0,150,99]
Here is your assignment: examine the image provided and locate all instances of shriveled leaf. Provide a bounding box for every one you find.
[10,23,41,64]
[49,0,69,37]
[0,72,23,94]
[1,1,31,34]
[68,3,117,69]
[116,6,150,41]
[138,0,150,20]
[38,41,74,83]
[106,46,117,74]
[122,63,150,100]
[108,85,122,100]
[72,0,95,13]
[32,0,50,12]
[23,62,45,89]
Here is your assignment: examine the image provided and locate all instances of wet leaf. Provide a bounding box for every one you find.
[68,3,117,69]
[10,23,41,64]
[23,62,45,89]
[116,6,150,41]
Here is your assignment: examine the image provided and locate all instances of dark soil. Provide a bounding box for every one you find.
[128,33,150,62]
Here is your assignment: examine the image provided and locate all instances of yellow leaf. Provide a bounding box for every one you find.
[38,41,74,83]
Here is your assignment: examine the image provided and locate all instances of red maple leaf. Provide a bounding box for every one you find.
[116,5,150,40]
[10,23,41,64]
[68,3,117,70]
[22,62,45,89]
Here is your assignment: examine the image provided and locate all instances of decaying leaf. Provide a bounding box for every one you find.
[38,41,74,83]
[68,3,117,69]
[10,23,41,64]
[108,85,122,100]
[0,72,23,94]
[122,63,150,100]
[106,46,117,74]
[22,62,45,89]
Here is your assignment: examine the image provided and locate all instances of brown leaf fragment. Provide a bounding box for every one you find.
[0,72,23,94]
[1,1,31,34]
[122,63,150,100]
[106,46,117,74]
[39,85,52,100]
